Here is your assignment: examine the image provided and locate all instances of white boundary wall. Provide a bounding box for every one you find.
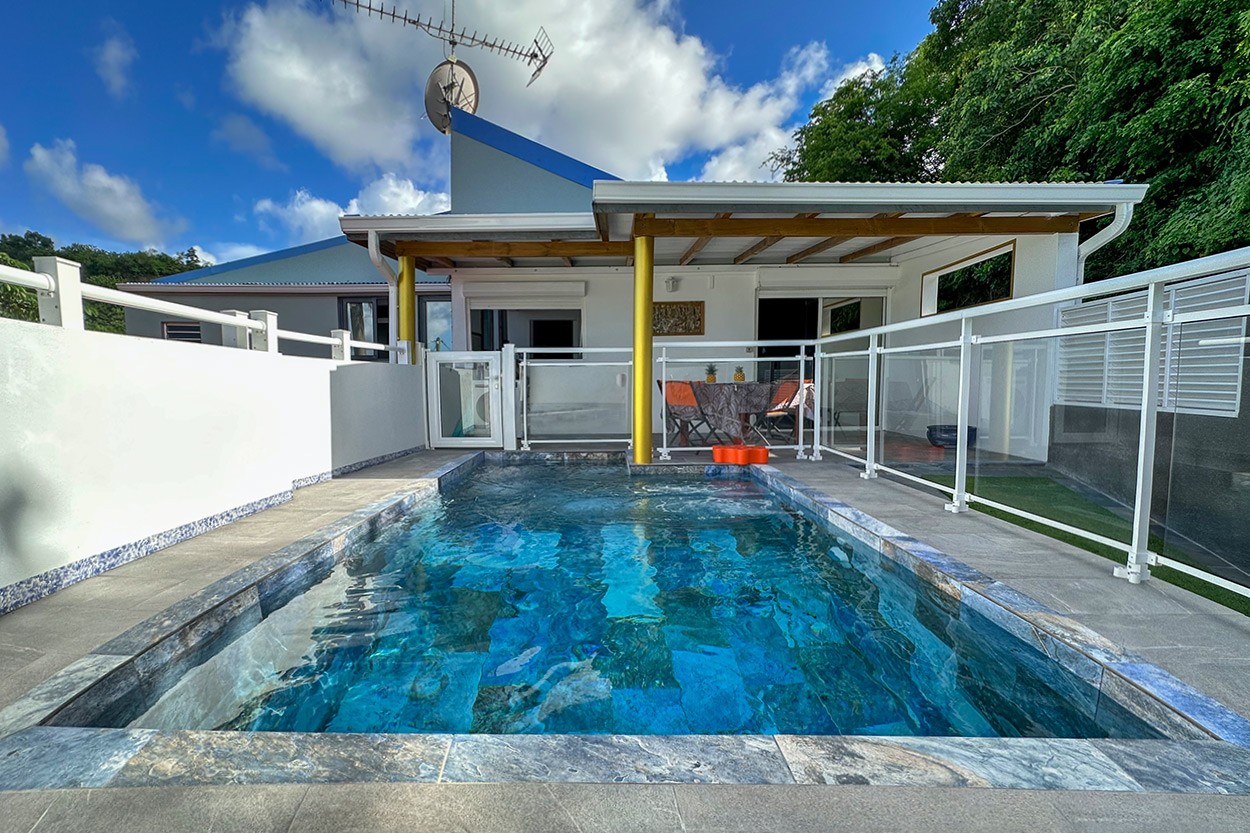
[0,318,425,599]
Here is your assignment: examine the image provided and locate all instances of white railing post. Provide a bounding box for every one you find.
[659,347,671,460]
[811,347,823,461]
[397,341,412,365]
[861,333,880,479]
[221,310,251,349]
[520,351,531,450]
[946,317,974,513]
[1117,281,1166,584]
[248,310,278,353]
[501,343,519,450]
[331,329,352,361]
[796,351,808,459]
[32,257,83,330]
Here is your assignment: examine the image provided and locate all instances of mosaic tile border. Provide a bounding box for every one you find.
[1,452,1248,794]
[0,446,430,616]
[331,444,427,478]
[0,488,294,616]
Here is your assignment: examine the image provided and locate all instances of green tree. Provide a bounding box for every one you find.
[0,232,204,333]
[0,252,38,323]
[778,0,1250,281]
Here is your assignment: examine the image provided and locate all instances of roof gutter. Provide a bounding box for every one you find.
[1076,202,1134,283]
[368,230,400,359]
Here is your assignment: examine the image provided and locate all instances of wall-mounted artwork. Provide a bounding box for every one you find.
[653,301,705,336]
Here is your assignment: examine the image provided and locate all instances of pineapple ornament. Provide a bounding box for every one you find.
[705,363,718,383]
[733,365,746,382]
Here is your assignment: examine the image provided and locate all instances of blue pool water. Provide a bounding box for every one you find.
[131,466,1155,737]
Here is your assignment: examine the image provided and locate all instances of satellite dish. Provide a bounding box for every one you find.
[425,59,479,134]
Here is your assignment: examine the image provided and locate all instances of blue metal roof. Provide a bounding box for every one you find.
[153,237,353,284]
[450,108,620,189]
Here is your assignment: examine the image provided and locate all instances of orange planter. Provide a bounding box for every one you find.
[727,446,751,465]
[711,445,731,464]
[745,446,769,464]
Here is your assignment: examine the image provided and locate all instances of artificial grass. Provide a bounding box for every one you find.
[923,474,1250,618]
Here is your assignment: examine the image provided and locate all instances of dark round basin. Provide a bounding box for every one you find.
[926,424,977,448]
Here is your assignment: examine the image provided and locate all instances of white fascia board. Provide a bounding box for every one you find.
[115,282,449,295]
[339,212,599,241]
[592,181,1150,216]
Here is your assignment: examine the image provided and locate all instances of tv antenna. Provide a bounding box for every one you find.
[333,0,554,133]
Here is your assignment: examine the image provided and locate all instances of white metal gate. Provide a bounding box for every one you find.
[425,351,503,448]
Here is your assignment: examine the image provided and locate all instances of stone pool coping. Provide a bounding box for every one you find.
[0,450,1248,794]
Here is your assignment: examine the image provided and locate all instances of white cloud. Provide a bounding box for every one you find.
[820,52,885,98]
[211,114,287,171]
[192,242,270,265]
[255,174,450,243]
[94,28,138,99]
[24,139,185,245]
[0,124,8,168]
[215,1,854,181]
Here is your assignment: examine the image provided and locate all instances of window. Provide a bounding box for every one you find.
[338,296,387,360]
[419,295,452,351]
[1056,271,1249,416]
[162,322,201,342]
[921,243,1014,316]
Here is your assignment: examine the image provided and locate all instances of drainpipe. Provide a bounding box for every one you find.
[1076,202,1134,284]
[367,230,401,362]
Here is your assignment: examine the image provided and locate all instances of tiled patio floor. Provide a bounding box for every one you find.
[3,448,1250,831]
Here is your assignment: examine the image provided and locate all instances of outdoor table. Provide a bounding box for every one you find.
[691,381,774,442]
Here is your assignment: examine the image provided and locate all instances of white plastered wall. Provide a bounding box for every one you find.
[0,318,426,595]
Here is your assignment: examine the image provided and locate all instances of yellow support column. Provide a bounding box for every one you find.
[398,255,417,361]
[632,236,655,464]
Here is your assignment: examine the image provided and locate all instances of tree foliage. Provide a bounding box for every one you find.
[0,231,203,333]
[778,0,1250,280]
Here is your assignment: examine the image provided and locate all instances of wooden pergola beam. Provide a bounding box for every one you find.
[394,241,634,258]
[633,215,1080,238]
[678,213,731,266]
[732,213,818,265]
[428,256,457,269]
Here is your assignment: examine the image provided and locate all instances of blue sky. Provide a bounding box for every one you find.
[1,0,935,262]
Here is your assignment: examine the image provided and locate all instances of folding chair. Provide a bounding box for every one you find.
[659,380,719,446]
[760,378,801,442]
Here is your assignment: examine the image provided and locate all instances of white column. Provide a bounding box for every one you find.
[1117,281,1166,584]
[248,310,278,353]
[501,343,519,450]
[331,328,352,361]
[861,333,880,479]
[220,310,251,349]
[32,256,84,330]
[946,318,974,513]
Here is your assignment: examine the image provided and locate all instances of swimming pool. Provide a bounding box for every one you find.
[115,464,1154,738]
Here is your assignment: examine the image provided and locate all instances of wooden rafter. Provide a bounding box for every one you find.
[429,256,457,269]
[561,257,574,267]
[732,213,818,265]
[395,241,634,259]
[632,214,1080,238]
[786,212,902,265]
[786,236,858,265]
[497,257,516,268]
[838,213,988,263]
[678,213,731,266]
